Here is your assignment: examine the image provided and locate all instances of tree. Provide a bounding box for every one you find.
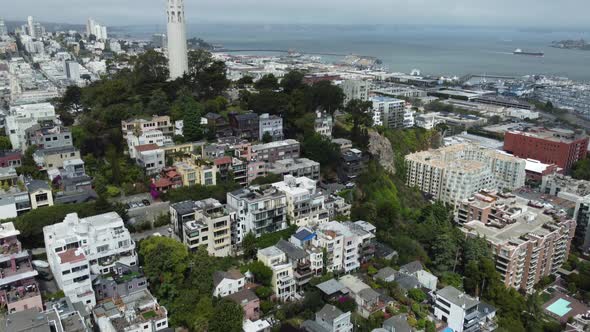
[255,74,280,90]
[245,261,273,286]
[236,75,254,87]
[572,158,590,181]
[209,300,243,332]
[242,232,257,260]
[0,136,12,150]
[262,131,273,143]
[345,99,373,141]
[188,49,213,78]
[132,49,169,84]
[139,236,189,297]
[250,173,282,185]
[301,134,341,174]
[171,93,205,141]
[196,60,229,100]
[146,88,170,116]
[280,70,305,94]
[407,288,427,302]
[311,80,344,114]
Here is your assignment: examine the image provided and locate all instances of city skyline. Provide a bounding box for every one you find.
[4,0,590,28]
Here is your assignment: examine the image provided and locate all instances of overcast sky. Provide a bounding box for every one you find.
[4,0,590,28]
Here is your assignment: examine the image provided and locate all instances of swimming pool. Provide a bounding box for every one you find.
[546,298,573,317]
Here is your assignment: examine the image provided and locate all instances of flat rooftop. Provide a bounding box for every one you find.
[461,195,568,245]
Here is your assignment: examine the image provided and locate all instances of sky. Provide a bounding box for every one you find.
[4,0,590,28]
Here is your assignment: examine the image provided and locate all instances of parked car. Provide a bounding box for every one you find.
[142,199,151,206]
[38,270,53,281]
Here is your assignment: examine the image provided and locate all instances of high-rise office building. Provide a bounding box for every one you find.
[166,0,189,79]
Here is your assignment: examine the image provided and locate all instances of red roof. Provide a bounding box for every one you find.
[166,170,178,178]
[58,249,86,264]
[214,156,232,166]
[135,144,160,152]
[154,178,172,188]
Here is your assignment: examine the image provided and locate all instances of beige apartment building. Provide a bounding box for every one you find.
[457,190,576,293]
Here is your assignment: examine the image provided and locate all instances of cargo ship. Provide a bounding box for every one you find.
[513,48,544,57]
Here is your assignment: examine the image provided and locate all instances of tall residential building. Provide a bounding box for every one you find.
[540,173,590,253]
[43,212,137,308]
[169,198,233,257]
[406,143,526,206]
[257,246,296,302]
[0,222,43,313]
[86,18,108,40]
[457,191,575,293]
[503,127,589,172]
[341,80,371,105]
[6,103,57,150]
[227,186,287,243]
[271,175,329,227]
[166,0,189,79]
[370,96,405,128]
[0,18,7,36]
[27,16,35,38]
[433,286,496,332]
[64,60,80,81]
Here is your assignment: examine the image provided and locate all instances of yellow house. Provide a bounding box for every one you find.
[174,159,217,186]
[25,179,54,210]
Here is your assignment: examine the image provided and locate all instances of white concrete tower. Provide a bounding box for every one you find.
[166,0,189,79]
[27,16,35,38]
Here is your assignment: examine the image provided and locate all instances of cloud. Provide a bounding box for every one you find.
[4,0,590,28]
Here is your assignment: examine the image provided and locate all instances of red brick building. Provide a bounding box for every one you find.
[504,128,588,172]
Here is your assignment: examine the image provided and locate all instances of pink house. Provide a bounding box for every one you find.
[225,288,260,321]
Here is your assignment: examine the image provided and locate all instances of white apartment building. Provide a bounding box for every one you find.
[43,212,137,308]
[370,96,406,129]
[341,79,371,104]
[406,143,526,206]
[303,304,353,332]
[414,112,443,130]
[6,103,57,150]
[134,144,165,175]
[433,286,496,332]
[271,175,329,227]
[314,110,333,138]
[227,186,287,243]
[403,108,415,128]
[126,130,168,159]
[312,221,376,273]
[257,246,296,302]
[259,113,283,141]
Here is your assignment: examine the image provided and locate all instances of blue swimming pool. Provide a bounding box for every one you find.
[546,298,573,317]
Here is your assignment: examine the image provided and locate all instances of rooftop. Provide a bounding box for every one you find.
[436,286,479,310]
[507,127,588,144]
[134,143,160,152]
[460,193,572,246]
[252,139,299,151]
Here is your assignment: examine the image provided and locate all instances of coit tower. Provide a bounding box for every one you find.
[166,0,189,79]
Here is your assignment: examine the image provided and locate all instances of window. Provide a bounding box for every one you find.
[35,193,48,203]
[97,244,109,253]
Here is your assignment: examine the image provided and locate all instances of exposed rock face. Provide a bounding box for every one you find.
[367,130,395,175]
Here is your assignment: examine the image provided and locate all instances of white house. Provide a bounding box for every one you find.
[433,286,496,332]
[6,103,57,150]
[271,175,328,227]
[134,144,165,175]
[213,269,246,297]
